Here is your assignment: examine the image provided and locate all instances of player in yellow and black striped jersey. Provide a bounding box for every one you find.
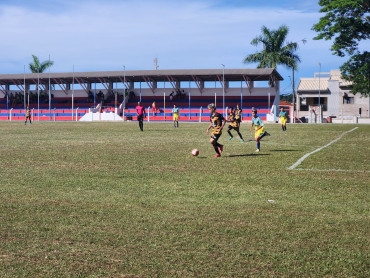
[227,107,244,142]
[206,103,226,158]
[235,104,242,123]
[25,106,31,125]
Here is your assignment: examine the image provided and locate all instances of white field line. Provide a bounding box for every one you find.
[288,127,359,170]
[294,168,370,173]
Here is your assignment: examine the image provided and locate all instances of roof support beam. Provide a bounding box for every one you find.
[0,84,7,96]
[191,75,203,94]
[242,75,253,94]
[12,80,25,92]
[217,74,228,90]
[166,76,178,90]
[269,74,278,90]
[143,76,155,94]
[97,77,110,90]
[75,77,90,94]
[53,78,68,95]
[32,79,46,91]
[118,76,130,89]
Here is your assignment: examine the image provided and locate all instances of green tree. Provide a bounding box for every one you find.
[312,0,370,96]
[29,55,54,73]
[243,25,301,70]
[28,55,54,105]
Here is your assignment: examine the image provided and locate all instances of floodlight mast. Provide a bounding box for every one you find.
[72,64,74,121]
[318,62,321,122]
[37,69,40,121]
[222,64,225,116]
[23,65,26,109]
[123,65,126,97]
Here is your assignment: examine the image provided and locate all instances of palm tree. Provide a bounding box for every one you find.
[28,55,54,114]
[29,54,54,73]
[244,25,301,122]
[243,25,300,70]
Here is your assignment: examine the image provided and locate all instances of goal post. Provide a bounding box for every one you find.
[309,105,323,123]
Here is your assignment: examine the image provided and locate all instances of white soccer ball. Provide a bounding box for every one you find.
[192,149,199,156]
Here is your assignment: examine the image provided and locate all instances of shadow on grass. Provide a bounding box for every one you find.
[270,149,299,152]
[227,153,270,158]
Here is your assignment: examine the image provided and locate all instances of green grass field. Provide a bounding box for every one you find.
[0,121,369,277]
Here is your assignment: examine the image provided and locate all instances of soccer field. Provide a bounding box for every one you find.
[0,121,369,277]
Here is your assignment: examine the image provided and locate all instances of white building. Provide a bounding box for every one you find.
[297,70,370,123]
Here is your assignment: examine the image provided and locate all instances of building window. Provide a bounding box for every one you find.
[343,96,354,104]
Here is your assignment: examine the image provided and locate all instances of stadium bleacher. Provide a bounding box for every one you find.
[0,94,273,121]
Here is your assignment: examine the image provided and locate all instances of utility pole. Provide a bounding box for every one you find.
[292,68,295,123]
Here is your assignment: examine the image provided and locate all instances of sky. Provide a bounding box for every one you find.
[1,0,368,94]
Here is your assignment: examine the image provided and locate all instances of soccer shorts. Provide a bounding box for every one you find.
[281,117,287,125]
[255,127,265,139]
[211,132,222,141]
[228,125,239,131]
[173,114,179,121]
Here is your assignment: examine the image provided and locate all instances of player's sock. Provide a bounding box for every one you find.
[25,121,26,125]
[213,144,220,155]
[218,144,223,153]
[237,132,243,141]
[177,121,178,127]
[227,130,233,139]
[257,142,260,150]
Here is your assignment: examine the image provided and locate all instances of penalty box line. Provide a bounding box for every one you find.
[294,168,370,173]
[288,127,359,170]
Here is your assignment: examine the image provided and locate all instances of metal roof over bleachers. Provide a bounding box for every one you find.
[0,68,283,85]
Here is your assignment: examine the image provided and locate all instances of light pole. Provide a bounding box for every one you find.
[48,54,51,121]
[318,62,321,112]
[288,75,294,121]
[23,65,26,110]
[72,64,74,121]
[123,65,126,99]
[291,68,296,123]
[37,69,40,121]
[221,64,225,115]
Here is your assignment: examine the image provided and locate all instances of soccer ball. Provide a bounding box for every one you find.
[192,149,199,156]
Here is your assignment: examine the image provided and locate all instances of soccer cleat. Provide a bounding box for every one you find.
[229,137,232,140]
[255,149,260,152]
[241,139,244,143]
[218,144,224,154]
[215,153,221,158]
[265,132,270,136]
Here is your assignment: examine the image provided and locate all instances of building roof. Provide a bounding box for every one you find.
[280,100,292,106]
[297,78,329,91]
[297,70,352,92]
[0,68,283,86]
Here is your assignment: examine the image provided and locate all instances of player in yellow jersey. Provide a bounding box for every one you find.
[25,106,31,125]
[227,107,244,142]
[206,103,226,158]
[250,109,270,152]
[172,105,180,127]
[278,107,288,131]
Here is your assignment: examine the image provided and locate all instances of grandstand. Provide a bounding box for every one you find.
[0,68,283,121]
